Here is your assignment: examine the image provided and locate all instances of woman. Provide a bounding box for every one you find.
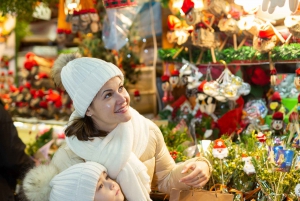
[29,53,212,200]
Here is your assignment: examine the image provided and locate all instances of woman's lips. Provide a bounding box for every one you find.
[116,189,119,196]
[115,105,128,113]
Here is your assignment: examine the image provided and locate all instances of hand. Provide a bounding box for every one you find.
[179,161,210,188]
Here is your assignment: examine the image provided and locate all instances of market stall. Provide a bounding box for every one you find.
[1,0,300,200]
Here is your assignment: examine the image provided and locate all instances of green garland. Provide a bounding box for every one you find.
[159,44,300,64]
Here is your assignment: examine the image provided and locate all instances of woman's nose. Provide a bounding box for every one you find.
[116,91,127,103]
[109,181,115,190]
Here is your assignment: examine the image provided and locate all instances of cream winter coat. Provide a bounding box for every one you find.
[51,119,199,195]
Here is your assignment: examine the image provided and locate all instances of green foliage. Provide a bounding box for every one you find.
[272,43,300,61]
[158,44,300,64]
[78,33,115,63]
[26,128,53,156]
[159,123,192,162]
[160,0,170,8]
[0,0,57,21]
[119,43,141,86]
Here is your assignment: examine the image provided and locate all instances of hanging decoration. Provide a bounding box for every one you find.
[63,0,101,35]
[102,0,138,9]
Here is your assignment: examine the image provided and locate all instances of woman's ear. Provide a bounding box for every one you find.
[86,108,92,117]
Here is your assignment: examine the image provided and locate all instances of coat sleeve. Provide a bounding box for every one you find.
[0,104,34,182]
[149,121,204,194]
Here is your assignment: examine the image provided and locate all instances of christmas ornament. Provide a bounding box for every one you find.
[242,155,256,175]
[269,91,285,114]
[181,0,201,26]
[255,131,267,143]
[169,69,180,87]
[133,89,141,102]
[294,68,300,89]
[270,68,277,86]
[212,138,229,159]
[271,111,284,136]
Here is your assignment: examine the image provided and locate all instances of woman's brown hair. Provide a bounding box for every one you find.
[65,116,107,141]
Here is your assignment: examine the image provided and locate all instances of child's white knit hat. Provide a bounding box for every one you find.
[61,57,123,117]
[50,161,107,201]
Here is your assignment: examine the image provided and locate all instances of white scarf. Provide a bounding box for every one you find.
[66,107,152,201]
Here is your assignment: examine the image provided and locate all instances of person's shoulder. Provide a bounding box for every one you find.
[51,142,84,172]
[146,118,159,130]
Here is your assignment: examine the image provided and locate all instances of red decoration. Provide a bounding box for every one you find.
[213,139,227,149]
[197,81,206,93]
[296,68,300,76]
[246,66,269,86]
[161,75,170,82]
[270,69,277,75]
[271,91,281,102]
[289,112,298,122]
[171,69,180,77]
[272,111,283,120]
[181,0,194,14]
[217,97,244,135]
[167,15,181,31]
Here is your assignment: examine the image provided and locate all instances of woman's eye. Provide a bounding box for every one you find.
[106,175,109,180]
[118,86,124,92]
[104,93,112,99]
[98,184,103,190]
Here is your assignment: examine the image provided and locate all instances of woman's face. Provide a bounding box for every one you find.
[94,172,124,201]
[86,77,131,132]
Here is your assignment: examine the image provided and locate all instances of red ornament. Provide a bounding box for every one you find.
[161,75,170,83]
[197,81,207,93]
[181,0,194,14]
[133,90,141,102]
[270,69,277,75]
[256,132,266,143]
[296,68,300,77]
[272,111,283,120]
[271,91,281,102]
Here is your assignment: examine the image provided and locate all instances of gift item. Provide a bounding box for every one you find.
[269,91,286,114]
[212,138,228,159]
[242,156,256,175]
[270,68,277,86]
[284,14,300,39]
[169,188,234,201]
[294,68,300,90]
[271,111,284,136]
[167,15,190,45]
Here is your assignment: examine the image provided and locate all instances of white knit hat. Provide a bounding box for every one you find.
[61,57,123,117]
[50,161,107,201]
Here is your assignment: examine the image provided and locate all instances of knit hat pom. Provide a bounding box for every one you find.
[23,164,59,201]
[51,53,81,89]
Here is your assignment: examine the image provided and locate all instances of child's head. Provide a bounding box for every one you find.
[23,161,124,201]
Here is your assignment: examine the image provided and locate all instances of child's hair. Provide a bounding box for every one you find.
[23,162,106,201]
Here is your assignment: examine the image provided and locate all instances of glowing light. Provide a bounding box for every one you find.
[193,0,203,10]
[144,49,148,53]
[127,54,131,58]
[142,38,146,42]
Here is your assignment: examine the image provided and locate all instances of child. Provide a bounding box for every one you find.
[23,162,125,201]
